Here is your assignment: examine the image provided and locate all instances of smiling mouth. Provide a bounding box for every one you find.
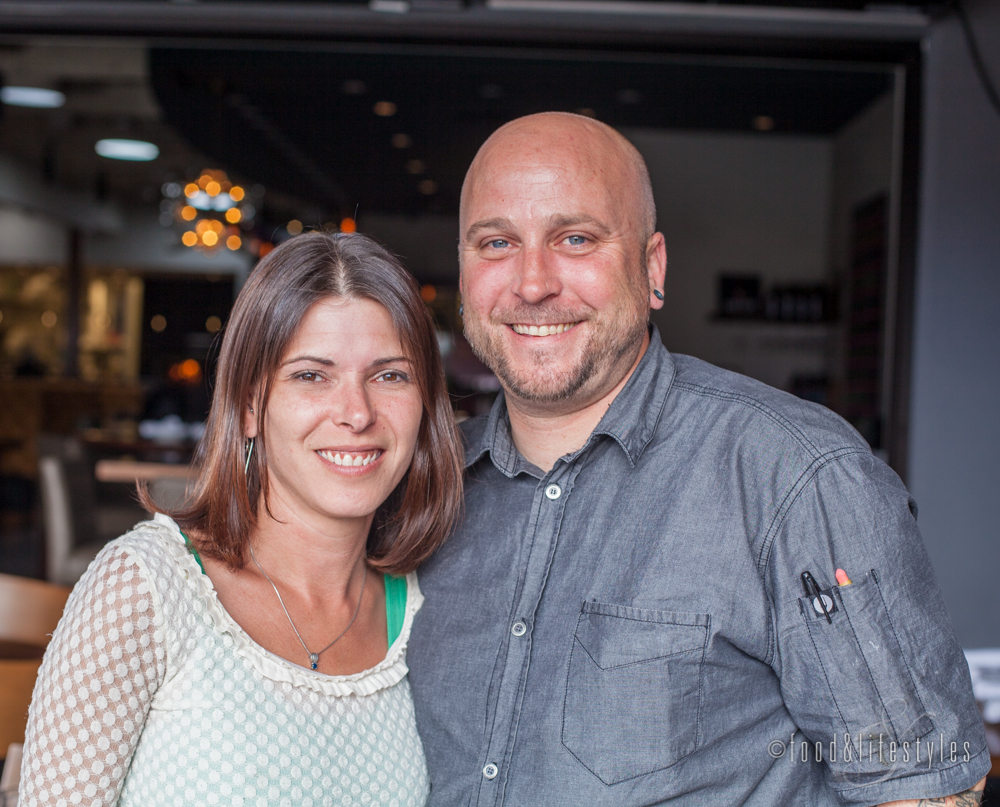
[317,449,382,467]
[510,322,578,337]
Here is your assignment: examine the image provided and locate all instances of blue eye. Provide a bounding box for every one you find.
[566,235,587,246]
[487,239,509,249]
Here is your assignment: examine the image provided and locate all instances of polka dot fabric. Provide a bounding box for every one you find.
[20,514,429,807]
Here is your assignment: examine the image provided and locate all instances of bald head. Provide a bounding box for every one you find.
[460,112,656,247]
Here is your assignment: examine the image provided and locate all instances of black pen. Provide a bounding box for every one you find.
[801,570,832,624]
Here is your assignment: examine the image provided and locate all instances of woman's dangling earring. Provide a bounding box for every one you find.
[244,438,255,476]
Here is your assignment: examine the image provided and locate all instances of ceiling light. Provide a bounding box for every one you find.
[391,133,412,149]
[1,86,65,108]
[95,139,160,161]
[753,115,775,132]
[373,101,397,117]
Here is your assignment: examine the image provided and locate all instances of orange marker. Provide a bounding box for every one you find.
[835,568,852,586]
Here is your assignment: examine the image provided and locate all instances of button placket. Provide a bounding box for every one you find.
[476,469,575,807]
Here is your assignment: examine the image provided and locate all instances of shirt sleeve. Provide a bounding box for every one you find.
[19,541,167,807]
[765,451,990,806]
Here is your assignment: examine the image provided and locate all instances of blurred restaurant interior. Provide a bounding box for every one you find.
[0,0,997,790]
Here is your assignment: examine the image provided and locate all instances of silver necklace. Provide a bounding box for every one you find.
[249,543,366,670]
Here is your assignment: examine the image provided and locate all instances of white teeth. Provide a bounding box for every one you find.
[318,450,381,466]
[511,322,577,337]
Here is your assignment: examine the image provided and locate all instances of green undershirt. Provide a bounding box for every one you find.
[181,532,406,648]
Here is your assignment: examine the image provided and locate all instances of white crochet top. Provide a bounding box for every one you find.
[19,513,429,807]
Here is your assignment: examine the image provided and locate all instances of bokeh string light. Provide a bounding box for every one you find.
[161,170,262,254]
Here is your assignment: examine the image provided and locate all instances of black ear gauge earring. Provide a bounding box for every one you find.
[653,289,664,301]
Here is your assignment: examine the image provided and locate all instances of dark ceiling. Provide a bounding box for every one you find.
[150,46,892,218]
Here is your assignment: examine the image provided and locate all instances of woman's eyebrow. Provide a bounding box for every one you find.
[371,356,411,367]
[281,355,335,367]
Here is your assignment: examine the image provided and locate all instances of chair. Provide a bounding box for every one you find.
[37,451,107,586]
[0,573,71,768]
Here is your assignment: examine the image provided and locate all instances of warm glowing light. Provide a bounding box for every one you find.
[181,231,198,247]
[286,220,303,236]
[373,101,397,117]
[209,219,224,234]
[184,183,199,198]
[753,115,775,131]
[181,206,197,221]
[169,358,203,383]
[205,316,222,333]
[225,208,241,224]
[41,310,58,328]
[420,285,437,303]
[150,314,167,332]
[205,180,221,197]
[198,175,212,189]
[391,133,411,149]
[229,186,245,201]
[259,242,274,257]
[340,217,356,233]
[418,179,438,195]
[202,231,219,247]
[196,220,210,235]
[226,235,242,250]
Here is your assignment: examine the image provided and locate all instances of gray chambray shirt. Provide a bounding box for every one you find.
[408,326,989,807]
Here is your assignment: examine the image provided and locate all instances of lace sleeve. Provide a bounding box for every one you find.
[19,541,167,806]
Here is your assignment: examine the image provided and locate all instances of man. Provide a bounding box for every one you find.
[407,112,988,806]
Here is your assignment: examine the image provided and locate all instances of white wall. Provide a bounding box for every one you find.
[909,2,1000,648]
[0,205,68,265]
[626,128,833,390]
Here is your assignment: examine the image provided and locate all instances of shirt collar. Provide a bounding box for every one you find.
[465,324,676,477]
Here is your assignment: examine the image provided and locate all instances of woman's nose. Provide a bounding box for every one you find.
[332,379,376,431]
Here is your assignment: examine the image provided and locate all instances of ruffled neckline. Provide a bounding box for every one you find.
[149,513,424,697]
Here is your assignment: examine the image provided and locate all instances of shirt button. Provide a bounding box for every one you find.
[511,621,527,637]
[545,484,562,500]
[483,763,499,780]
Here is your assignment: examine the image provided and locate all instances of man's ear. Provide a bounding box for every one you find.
[646,232,667,310]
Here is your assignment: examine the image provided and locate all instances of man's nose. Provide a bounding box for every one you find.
[511,245,561,304]
[332,378,376,432]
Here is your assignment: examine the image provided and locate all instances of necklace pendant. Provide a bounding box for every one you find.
[309,653,320,670]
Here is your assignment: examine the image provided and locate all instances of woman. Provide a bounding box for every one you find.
[20,232,463,806]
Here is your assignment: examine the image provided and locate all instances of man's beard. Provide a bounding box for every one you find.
[464,291,648,405]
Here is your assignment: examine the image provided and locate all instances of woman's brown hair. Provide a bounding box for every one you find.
[141,231,463,575]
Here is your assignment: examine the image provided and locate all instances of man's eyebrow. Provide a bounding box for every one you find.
[464,217,515,242]
[547,214,613,236]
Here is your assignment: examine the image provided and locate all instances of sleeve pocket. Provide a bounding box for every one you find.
[800,570,933,749]
[561,601,709,785]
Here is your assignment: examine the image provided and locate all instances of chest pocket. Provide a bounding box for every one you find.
[561,601,709,785]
